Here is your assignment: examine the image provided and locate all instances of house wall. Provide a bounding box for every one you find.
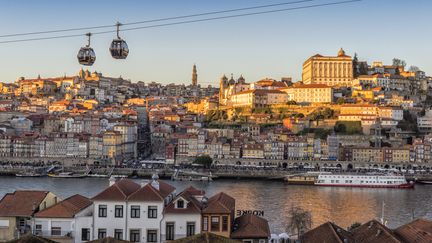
[161,213,201,241]
[0,217,16,242]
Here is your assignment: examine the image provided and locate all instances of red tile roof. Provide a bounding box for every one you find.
[352,220,403,243]
[92,179,141,201]
[231,214,270,239]
[0,190,50,217]
[202,192,235,214]
[164,186,203,215]
[34,194,92,218]
[301,222,354,243]
[394,218,432,243]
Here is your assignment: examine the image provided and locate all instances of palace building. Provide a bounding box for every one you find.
[302,48,353,87]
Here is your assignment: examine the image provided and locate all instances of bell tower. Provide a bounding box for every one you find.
[192,64,198,86]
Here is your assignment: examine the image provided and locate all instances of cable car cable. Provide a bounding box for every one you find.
[0,0,361,44]
[0,0,317,38]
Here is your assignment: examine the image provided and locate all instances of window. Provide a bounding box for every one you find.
[115,205,123,218]
[131,205,140,218]
[203,216,208,231]
[187,222,195,236]
[51,227,61,236]
[35,225,42,235]
[82,228,90,241]
[166,222,175,240]
[177,199,185,208]
[130,229,140,242]
[114,229,123,240]
[98,229,106,239]
[147,230,158,242]
[222,216,229,231]
[211,216,220,231]
[98,205,107,217]
[148,206,157,218]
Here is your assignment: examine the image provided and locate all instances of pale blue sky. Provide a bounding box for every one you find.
[0,0,431,85]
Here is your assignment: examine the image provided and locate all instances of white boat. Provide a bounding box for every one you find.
[16,172,44,177]
[315,173,414,189]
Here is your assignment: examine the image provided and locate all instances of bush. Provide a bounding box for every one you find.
[334,121,362,134]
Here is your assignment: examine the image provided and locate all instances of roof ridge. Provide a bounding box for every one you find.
[327,222,344,243]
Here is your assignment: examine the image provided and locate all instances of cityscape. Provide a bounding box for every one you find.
[1,1,432,243]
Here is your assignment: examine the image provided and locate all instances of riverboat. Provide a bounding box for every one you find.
[315,173,414,189]
[16,172,45,177]
[285,175,316,185]
[48,172,87,178]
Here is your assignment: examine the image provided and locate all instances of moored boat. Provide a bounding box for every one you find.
[315,173,414,189]
[48,172,87,178]
[416,180,432,185]
[16,172,45,177]
[285,175,316,185]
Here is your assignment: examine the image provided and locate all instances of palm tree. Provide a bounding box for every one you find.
[287,207,312,240]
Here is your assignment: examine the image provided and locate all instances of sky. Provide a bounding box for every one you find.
[0,0,431,86]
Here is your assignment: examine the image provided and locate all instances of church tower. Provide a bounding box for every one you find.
[219,74,228,105]
[192,64,198,86]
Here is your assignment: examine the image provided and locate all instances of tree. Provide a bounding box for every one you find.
[408,65,420,72]
[352,53,359,78]
[287,207,312,240]
[336,97,346,105]
[392,58,406,68]
[193,155,213,169]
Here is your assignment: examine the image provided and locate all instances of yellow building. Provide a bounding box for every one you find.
[302,48,353,87]
[352,147,383,162]
[230,89,287,108]
[280,83,333,103]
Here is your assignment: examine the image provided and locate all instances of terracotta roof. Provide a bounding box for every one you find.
[301,222,354,243]
[231,214,270,239]
[171,232,240,243]
[202,192,235,214]
[92,179,141,201]
[7,234,58,243]
[164,186,203,214]
[352,220,403,243]
[35,194,92,218]
[0,191,50,217]
[394,219,432,243]
[127,183,165,202]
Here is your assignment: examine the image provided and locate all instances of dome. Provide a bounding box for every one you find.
[338,48,346,57]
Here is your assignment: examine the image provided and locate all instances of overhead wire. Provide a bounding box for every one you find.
[0,0,317,38]
[0,0,362,44]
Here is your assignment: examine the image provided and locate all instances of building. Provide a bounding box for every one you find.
[302,48,353,87]
[230,214,271,243]
[192,64,197,86]
[91,176,176,242]
[281,83,333,103]
[230,89,287,108]
[33,194,93,243]
[161,186,205,241]
[0,190,59,242]
[201,192,235,238]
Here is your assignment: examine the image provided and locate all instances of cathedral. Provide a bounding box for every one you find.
[218,74,249,106]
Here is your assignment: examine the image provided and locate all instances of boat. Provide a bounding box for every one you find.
[285,175,316,185]
[48,172,87,178]
[16,172,45,177]
[315,173,414,189]
[416,180,432,185]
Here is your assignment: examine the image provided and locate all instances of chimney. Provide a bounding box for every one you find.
[109,176,117,186]
[151,174,160,191]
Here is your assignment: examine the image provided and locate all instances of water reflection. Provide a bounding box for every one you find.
[0,177,431,232]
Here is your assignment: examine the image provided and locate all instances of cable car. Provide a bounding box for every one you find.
[110,22,129,59]
[77,33,96,66]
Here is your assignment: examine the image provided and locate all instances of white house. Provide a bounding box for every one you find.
[161,186,205,241]
[33,194,93,243]
[91,176,176,242]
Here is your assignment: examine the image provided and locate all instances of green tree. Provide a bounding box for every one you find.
[408,65,420,72]
[392,58,406,68]
[336,97,346,105]
[193,155,213,169]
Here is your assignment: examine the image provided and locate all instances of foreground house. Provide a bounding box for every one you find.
[231,214,271,243]
[91,176,176,242]
[0,191,59,242]
[300,219,432,243]
[33,194,93,243]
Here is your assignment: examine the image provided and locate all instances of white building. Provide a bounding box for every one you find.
[91,176,176,242]
[161,186,204,241]
[33,194,93,243]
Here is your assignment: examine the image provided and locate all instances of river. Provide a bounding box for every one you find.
[1,176,432,233]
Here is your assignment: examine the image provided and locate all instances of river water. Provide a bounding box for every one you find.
[1,177,431,233]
